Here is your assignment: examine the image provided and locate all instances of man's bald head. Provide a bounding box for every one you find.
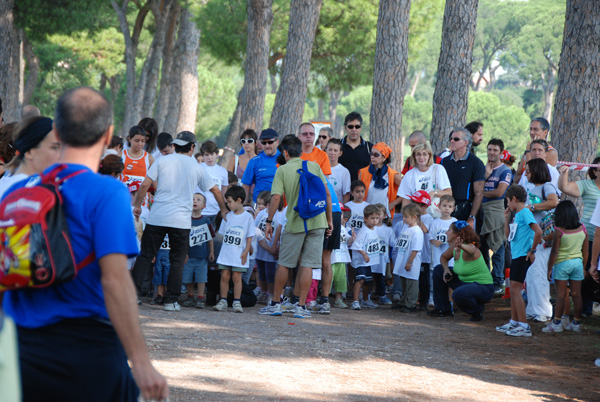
[54,87,113,147]
[21,105,41,120]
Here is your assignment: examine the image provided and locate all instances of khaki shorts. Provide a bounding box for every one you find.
[279,228,325,269]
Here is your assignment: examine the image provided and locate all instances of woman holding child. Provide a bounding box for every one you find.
[391,141,452,210]
[357,142,401,217]
[428,220,494,321]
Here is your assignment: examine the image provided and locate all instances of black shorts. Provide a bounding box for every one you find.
[323,211,342,250]
[510,256,531,284]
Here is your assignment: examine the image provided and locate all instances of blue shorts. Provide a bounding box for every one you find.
[152,249,171,286]
[256,259,277,284]
[354,266,373,282]
[182,257,208,284]
[553,258,584,281]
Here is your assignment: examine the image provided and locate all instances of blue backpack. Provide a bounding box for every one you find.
[294,160,327,232]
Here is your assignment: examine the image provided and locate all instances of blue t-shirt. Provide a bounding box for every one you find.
[510,208,537,259]
[188,216,214,259]
[326,179,341,213]
[483,164,512,203]
[241,151,280,202]
[3,164,139,328]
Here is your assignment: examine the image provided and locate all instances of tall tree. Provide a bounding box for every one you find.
[369,0,411,171]
[269,0,323,135]
[551,0,600,166]
[0,0,22,122]
[429,0,478,153]
[220,0,273,168]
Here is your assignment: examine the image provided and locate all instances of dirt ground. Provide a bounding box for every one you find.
[139,296,600,402]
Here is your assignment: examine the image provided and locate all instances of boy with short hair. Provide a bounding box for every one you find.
[199,140,229,222]
[213,185,255,313]
[350,204,381,310]
[406,190,433,311]
[496,184,542,337]
[182,193,215,308]
[157,132,174,156]
[428,195,457,306]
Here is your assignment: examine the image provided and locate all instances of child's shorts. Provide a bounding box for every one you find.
[183,257,208,284]
[256,259,277,284]
[354,266,373,282]
[510,256,531,284]
[218,264,246,273]
[152,249,171,286]
[331,262,348,293]
[553,258,584,281]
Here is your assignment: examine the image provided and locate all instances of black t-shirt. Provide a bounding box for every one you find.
[338,137,373,182]
[441,152,485,203]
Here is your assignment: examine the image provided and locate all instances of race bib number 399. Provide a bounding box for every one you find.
[223,227,244,247]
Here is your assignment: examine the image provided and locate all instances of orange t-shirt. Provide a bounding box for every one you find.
[301,147,332,176]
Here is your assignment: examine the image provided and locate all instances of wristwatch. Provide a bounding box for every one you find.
[265,219,273,224]
[468,215,475,220]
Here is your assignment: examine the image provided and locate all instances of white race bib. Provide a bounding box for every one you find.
[350,215,364,229]
[435,230,448,244]
[190,224,211,247]
[395,234,410,252]
[508,223,518,242]
[160,234,170,250]
[366,238,380,255]
[223,227,244,248]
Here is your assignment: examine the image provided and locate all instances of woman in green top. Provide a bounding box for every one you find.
[428,220,494,321]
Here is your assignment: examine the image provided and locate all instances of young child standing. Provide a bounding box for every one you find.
[213,186,255,313]
[182,193,215,309]
[393,204,425,313]
[199,141,229,222]
[542,200,588,333]
[254,191,279,303]
[428,195,457,306]
[497,185,542,337]
[350,204,381,310]
[373,204,394,305]
[346,180,370,231]
[407,190,432,311]
[331,208,354,308]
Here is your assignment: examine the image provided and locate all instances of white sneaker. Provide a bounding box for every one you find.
[316,302,331,315]
[259,303,282,316]
[334,299,348,309]
[506,326,532,337]
[361,300,379,309]
[541,321,563,333]
[567,321,582,333]
[281,299,297,314]
[213,299,228,312]
[495,322,517,333]
[164,301,181,311]
[293,305,312,318]
[253,287,262,296]
[351,300,361,310]
[232,301,243,313]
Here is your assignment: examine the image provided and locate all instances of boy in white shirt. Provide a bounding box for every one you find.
[350,205,381,310]
[429,195,458,269]
[213,186,255,313]
[373,204,394,305]
[346,180,370,231]
[199,141,229,222]
[331,208,354,308]
[406,190,433,311]
[393,204,424,312]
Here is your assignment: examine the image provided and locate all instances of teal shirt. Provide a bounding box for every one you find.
[510,208,537,258]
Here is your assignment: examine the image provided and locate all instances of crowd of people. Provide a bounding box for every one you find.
[1,89,600,400]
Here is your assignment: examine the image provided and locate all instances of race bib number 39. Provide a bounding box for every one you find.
[350,215,364,229]
[190,224,211,247]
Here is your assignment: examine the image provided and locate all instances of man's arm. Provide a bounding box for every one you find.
[325,183,333,234]
[243,184,253,206]
[468,180,484,225]
[100,254,168,401]
[209,185,228,220]
[483,182,509,199]
[265,193,281,240]
[132,176,154,220]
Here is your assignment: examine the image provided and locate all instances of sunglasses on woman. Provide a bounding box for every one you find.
[240,138,255,145]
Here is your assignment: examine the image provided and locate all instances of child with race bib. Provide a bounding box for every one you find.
[428,195,457,306]
[497,185,542,337]
[542,200,588,333]
[350,205,381,310]
[182,193,215,309]
[213,186,255,313]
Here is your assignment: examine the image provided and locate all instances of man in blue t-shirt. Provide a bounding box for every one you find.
[481,139,513,294]
[242,128,280,204]
[2,87,168,401]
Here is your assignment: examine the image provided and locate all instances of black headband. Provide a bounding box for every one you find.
[14,117,53,155]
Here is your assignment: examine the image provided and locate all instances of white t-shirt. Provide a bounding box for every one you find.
[217,211,255,268]
[372,225,394,274]
[390,220,405,263]
[199,163,229,216]
[367,173,391,214]
[397,164,451,199]
[0,173,28,200]
[392,224,424,280]
[329,163,351,203]
[346,201,369,231]
[331,226,352,264]
[147,153,215,229]
[350,226,380,268]
[428,217,457,267]
[518,163,561,197]
[249,227,264,260]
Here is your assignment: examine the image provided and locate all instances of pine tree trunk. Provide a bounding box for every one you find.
[155,0,181,132]
[551,0,600,166]
[238,0,273,133]
[369,0,411,171]
[22,33,38,106]
[429,0,478,154]
[0,0,22,123]
[269,0,323,135]
[175,6,201,134]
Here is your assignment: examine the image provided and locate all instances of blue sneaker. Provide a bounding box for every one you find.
[259,303,282,316]
[379,296,393,305]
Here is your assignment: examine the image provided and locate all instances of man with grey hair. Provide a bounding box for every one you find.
[21,104,41,119]
[440,127,485,227]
